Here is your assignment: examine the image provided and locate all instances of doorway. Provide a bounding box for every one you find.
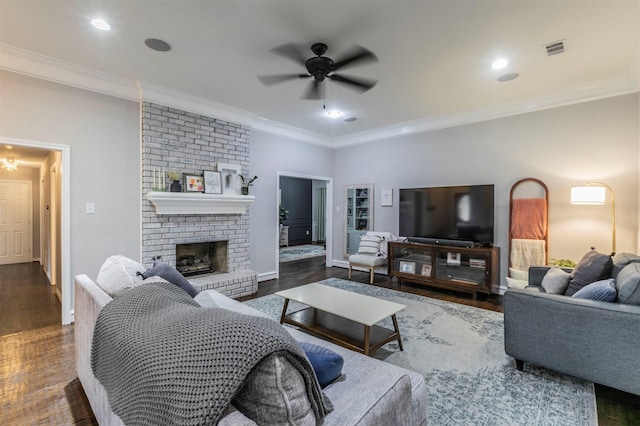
[276,172,332,278]
[0,137,71,324]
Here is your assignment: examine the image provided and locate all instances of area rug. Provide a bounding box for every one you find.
[244,278,597,426]
[279,244,326,262]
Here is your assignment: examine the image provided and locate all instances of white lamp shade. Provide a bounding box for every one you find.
[570,186,606,205]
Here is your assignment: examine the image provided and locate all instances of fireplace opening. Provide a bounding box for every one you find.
[175,241,228,277]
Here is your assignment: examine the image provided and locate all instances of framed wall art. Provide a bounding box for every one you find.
[399,261,415,274]
[421,264,432,276]
[216,163,241,195]
[184,174,204,192]
[203,170,222,194]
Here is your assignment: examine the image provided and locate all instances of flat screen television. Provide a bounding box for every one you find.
[399,184,495,246]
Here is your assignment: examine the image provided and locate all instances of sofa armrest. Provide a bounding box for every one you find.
[504,288,640,395]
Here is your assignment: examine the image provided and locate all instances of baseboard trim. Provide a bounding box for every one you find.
[258,271,277,282]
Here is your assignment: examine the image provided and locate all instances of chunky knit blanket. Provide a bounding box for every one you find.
[91,281,330,425]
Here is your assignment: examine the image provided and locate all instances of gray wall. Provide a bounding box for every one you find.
[249,130,334,278]
[333,93,639,290]
[0,70,141,282]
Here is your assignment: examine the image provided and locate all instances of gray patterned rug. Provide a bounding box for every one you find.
[279,244,326,262]
[244,278,597,426]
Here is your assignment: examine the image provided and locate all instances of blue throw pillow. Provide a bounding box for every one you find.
[139,263,199,298]
[572,278,616,302]
[299,342,344,388]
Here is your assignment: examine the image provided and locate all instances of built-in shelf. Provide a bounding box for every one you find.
[146,191,255,215]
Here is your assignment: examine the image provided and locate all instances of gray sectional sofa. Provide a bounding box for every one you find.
[504,252,640,396]
[74,256,428,425]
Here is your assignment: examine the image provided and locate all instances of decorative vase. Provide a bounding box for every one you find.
[241,186,249,195]
[170,180,182,192]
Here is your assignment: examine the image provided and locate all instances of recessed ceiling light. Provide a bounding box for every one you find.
[91,18,111,31]
[491,58,508,70]
[344,117,357,122]
[145,38,171,52]
[326,110,342,118]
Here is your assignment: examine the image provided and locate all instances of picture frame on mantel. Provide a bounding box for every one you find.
[217,163,241,195]
[184,174,204,192]
[203,170,222,194]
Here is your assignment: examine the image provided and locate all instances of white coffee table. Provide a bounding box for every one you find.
[275,283,406,356]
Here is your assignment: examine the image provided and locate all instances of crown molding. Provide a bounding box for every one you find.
[2,43,637,149]
[0,44,140,100]
[333,73,639,148]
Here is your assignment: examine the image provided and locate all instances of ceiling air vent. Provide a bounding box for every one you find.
[545,41,565,56]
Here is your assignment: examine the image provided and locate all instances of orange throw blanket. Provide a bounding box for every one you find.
[510,198,547,240]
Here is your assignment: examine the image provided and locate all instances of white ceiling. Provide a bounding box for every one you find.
[1,0,639,148]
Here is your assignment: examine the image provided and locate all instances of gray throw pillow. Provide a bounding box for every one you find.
[140,263,199,298]
[611,252,640,279]
[232,354,316,424]
[541,267,571,294]
[616,263,640,305]
[564,249,613,297]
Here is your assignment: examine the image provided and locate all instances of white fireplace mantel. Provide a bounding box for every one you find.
[146,191,255,215]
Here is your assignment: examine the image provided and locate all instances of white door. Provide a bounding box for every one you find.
[0,180,32,265]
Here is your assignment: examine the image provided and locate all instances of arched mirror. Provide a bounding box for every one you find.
[344,184,374,256]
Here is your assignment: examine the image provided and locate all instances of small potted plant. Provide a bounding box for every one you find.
[167,171,182,192]
[279,205,289,223]
[240,175,258,195]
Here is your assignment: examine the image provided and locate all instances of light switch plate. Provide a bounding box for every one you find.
[86,203,95,214]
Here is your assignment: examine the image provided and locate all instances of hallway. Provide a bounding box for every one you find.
[0,262,60,335]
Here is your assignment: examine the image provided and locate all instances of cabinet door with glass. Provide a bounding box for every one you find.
[344,184,374,256]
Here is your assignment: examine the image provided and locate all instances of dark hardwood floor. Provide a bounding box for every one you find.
[1,258,639,425]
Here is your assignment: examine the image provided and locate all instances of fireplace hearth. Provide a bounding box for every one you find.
[175,241,228,277]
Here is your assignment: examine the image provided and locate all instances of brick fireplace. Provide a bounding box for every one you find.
[140,102,257,297]
[175,240,228,276]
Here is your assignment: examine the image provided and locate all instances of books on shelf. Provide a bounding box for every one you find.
[469,258,486,269]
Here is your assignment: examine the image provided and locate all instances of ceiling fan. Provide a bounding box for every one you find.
[257,42,378,100]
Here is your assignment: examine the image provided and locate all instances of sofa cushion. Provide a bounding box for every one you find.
[541,267,571,294]
[349,253,386,267]
[572,278,617,302]
[139,262,199,297]
[615,263,640,305]
[564,249,613,296]
[194,291,218,308]
[612,252,640,279]
[300,342,344,388]
[232,353,316,424]
[357,234,383,255]
[96,255,145,297]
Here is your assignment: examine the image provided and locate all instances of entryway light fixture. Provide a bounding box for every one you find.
[570,182,616,253]
[1,158,18,171]
[326,110,342,118]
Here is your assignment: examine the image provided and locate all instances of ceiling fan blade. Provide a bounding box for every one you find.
[270,43,309,67]
[328,74,377,92]
[302,80,322,100]
[332,45,378,71]
[257,73,310,86]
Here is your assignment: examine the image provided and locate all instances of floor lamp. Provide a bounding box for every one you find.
[570,182,616,254]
